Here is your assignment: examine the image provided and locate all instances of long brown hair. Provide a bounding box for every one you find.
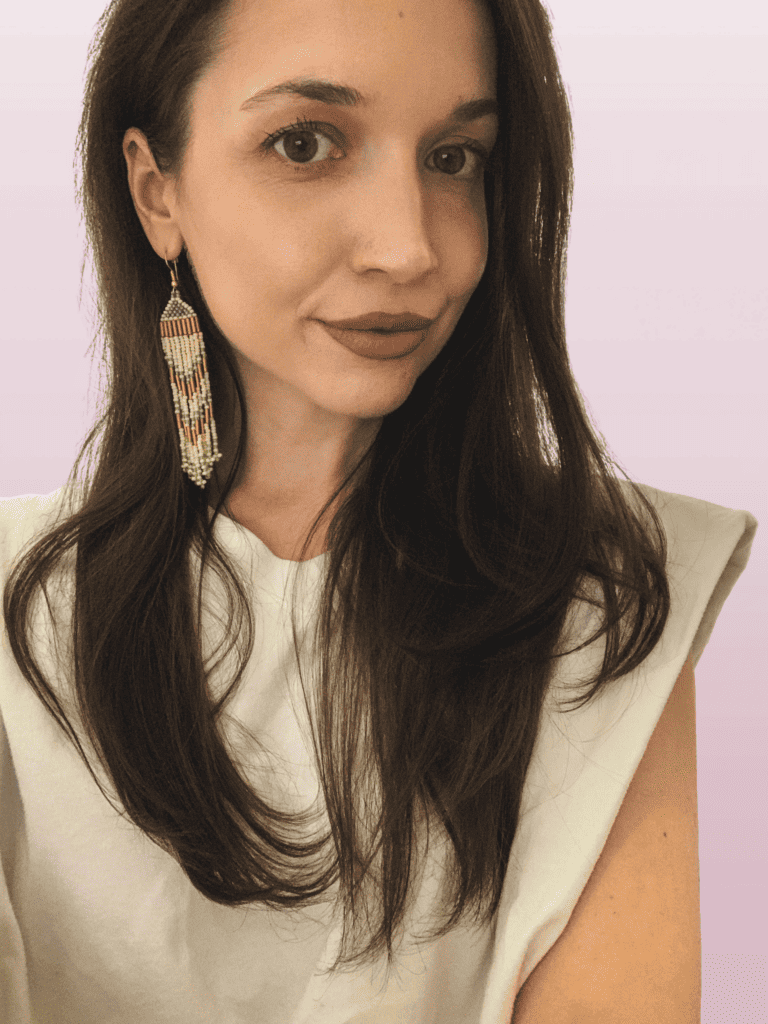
[3,0,670,975]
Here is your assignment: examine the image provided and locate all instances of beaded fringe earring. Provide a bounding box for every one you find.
[160,256,222,488]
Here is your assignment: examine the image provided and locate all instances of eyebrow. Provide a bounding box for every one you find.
[239,77,498,123]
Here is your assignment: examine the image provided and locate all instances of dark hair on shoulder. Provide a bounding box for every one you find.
[2,0,669,976]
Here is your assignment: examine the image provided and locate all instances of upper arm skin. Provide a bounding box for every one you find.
[511,653,701,1023]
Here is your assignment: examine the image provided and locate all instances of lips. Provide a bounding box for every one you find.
[319,311,435,332]
[318,321,426,360]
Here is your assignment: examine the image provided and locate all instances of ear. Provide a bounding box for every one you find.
[122,127,184,262]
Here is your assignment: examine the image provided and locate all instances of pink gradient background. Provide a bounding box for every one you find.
[1,2,765,1018]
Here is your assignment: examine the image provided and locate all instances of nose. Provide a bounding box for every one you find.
[349,147,440,282]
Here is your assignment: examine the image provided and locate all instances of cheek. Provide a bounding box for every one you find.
[444,197,489,296]
[199,217,324,317]
[184,160,322,275]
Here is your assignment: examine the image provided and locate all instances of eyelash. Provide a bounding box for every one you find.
[260,116,490,177]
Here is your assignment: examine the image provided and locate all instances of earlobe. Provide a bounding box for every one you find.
[122,127,183,261]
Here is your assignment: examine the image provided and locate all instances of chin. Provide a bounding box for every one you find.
[328,374,422,420]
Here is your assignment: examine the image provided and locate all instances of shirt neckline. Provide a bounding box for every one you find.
[207,504,330,568]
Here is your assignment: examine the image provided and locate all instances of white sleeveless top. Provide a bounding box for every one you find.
[0,481,758,1024]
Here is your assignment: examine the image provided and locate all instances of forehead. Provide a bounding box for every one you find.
[207,0,497,112]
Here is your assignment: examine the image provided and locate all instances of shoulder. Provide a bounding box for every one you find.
[0,487,69,532]
[0,487,76,589]
[620,480,757,564]
[620,480,758,670]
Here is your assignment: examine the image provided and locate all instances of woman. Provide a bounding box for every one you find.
[0,0,758,1021]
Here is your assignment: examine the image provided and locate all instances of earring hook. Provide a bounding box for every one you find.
[164,254,179,289]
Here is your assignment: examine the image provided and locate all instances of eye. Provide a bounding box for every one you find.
[427,143,489,178]
[261,118,490,177]
[261,117,342,166]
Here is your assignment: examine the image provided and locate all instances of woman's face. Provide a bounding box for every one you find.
[160,0,498,424]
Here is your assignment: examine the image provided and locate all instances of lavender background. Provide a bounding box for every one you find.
[1,2,765,1019]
